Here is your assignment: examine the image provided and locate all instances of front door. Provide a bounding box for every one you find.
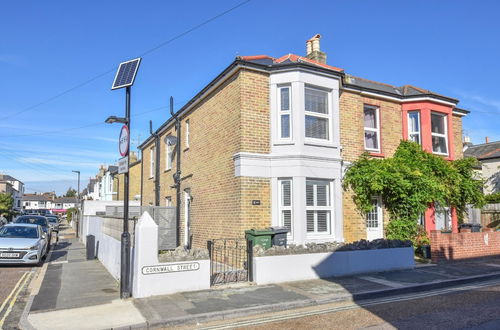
[366,197,383,240]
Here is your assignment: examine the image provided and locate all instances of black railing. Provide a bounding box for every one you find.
[207,238,252,286]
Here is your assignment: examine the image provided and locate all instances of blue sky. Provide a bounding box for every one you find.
[1,0,499,195]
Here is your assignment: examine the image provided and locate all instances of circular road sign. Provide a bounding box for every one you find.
[119,125,130,157]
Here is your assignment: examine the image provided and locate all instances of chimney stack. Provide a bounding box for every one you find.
[486,136,490,144]
[306,34,327,64]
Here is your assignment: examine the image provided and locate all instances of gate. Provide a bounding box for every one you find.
[207,239,253,286]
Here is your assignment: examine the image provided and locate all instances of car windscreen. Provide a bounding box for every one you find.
[0,226,39,239]
[15,217,47,226]
[48,219,58,223]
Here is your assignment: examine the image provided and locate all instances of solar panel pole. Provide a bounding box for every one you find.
[121,86,131,299]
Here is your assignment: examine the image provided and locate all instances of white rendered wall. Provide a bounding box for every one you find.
[253,247,415,285]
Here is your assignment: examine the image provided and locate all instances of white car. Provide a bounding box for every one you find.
[0,223,48,266]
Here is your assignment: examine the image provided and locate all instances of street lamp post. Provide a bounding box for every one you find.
[72,170,80,238]
[107,57,141,299]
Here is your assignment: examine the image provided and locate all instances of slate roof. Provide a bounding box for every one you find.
[464,141,500,160]
[22,194,50,202]
[238,54,344,72]
[54,197,78,203]
[343,75,460,104]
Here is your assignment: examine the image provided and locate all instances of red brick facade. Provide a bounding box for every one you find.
[430,229,500,263]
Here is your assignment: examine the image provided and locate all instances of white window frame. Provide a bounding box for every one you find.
[165,196,172,207]
[305,179,333,237]
[185,119,190,149]
[278,85,292,140]
[304,86,331,143]
[363,105,381,153]
[165,139,173,171]
[407,111,421,144]
[431,112,449,156]
[149,147,155,178]
[278,178,293,237]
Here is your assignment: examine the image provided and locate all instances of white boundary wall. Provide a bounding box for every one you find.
[132,212,210,298]
[79,200,139,280]
[253,247,414,285]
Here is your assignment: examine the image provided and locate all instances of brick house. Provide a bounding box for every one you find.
[139,34,468,248]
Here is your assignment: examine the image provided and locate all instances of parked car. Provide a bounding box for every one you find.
[23,209,51,216]
[0,223,48,265]
[14,216,52,245]
[45,215,60,233]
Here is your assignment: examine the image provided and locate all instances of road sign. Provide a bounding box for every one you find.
[119,125,129,157]
[118,156,128,174]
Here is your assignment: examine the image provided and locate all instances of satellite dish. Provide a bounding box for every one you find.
[164,135,178,145]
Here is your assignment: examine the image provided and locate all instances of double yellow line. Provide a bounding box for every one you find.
[0,271,32,328]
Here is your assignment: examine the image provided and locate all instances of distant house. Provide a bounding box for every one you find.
[0,174,24,212]
[52,197,78,213]
[22,194,53,210]
[464,139,500,194]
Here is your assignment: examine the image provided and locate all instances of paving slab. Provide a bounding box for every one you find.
[30,238,119,313]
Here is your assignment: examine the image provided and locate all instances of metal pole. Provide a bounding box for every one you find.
[170,97,181,248]
[121,86,131,299]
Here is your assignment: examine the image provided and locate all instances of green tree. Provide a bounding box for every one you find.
[64,187,77,197]
[343,141,485,243]
[0,193,14,216]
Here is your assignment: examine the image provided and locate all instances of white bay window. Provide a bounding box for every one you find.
[278,179,292,234]
[279,86,291,139]
[306,179,332,235]
[305,87,329,141]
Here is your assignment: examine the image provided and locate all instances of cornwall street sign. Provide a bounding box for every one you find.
[118,156,128,174]
[119,125,130,157]
[142,262,200,275]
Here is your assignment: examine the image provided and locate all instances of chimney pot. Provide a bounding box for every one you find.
[305,34,327,64]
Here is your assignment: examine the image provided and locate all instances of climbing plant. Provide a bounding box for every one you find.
[342,141,485,243]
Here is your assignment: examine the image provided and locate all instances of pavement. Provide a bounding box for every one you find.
[20,226,500,329]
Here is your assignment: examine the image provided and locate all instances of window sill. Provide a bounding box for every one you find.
[367,152,385,158]
[273,141,295,146]
[183,147,189,152]
[304,142,337,149]
[164,168,172,173]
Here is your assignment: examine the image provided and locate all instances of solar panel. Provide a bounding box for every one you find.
[111,58,141,90]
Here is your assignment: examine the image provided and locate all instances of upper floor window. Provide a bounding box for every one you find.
[431,112,448,155]
[279,86,291,139]
[165,196,172,207]
[185,119,190,149]
[305,87,329,140]
[364,105,380,152]
[165,138,173,171]
[408,111,421,144]
[149,148,155,178]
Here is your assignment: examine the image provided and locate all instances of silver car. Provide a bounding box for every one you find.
[46,215,59,232]
[0,224,48,265]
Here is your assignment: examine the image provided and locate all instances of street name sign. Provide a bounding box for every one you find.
[118,156,128,174]
[119,125,129,157]
[142,262,200,275]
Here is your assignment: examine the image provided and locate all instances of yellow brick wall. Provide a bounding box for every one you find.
[340,91,402,242]
[114,160,142,201]
[140,69,271,248]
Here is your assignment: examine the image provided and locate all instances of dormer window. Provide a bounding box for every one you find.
[431,112,448,155]
[305,87,329,140]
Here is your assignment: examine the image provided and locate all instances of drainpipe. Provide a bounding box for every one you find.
[170,96,181,248]
[140,149,144,206]
[150,120,161,206]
